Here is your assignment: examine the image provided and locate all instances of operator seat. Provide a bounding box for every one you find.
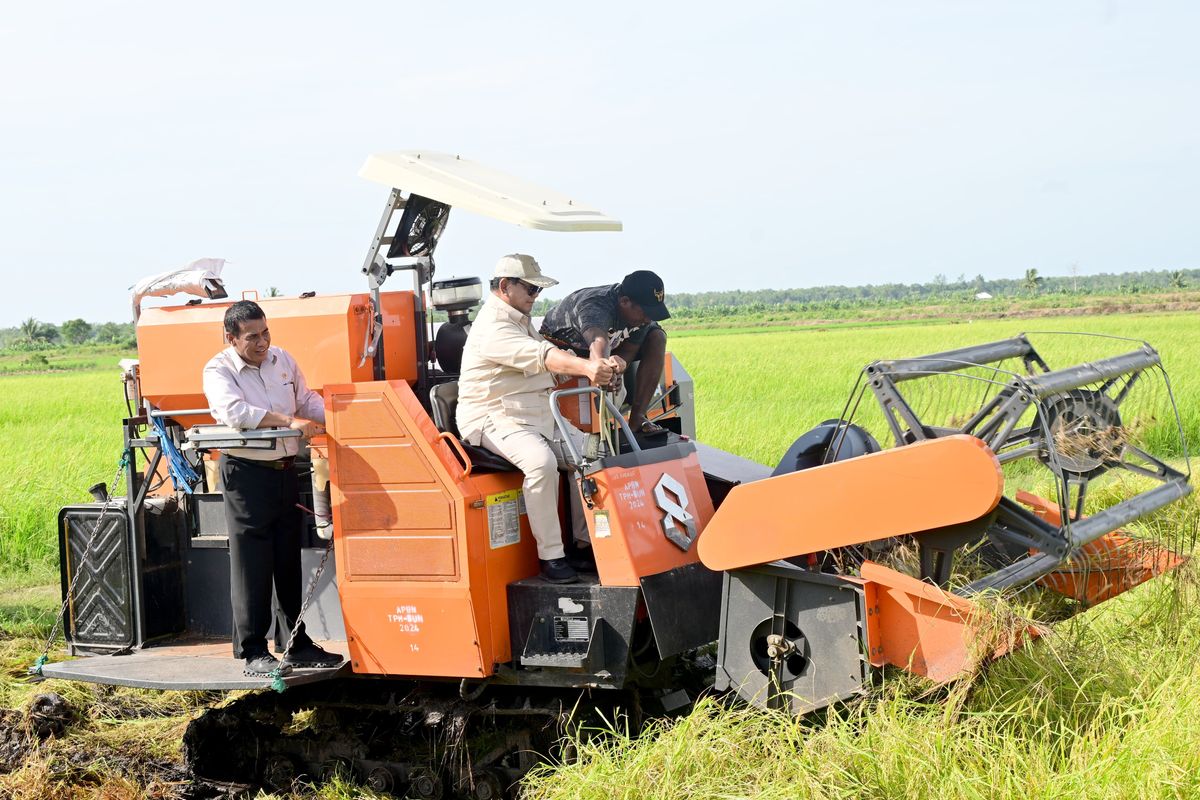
[428,381,518,473]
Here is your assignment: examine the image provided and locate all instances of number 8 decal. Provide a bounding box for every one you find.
[654,472,697,551]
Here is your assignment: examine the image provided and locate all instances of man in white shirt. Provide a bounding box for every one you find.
[456,255,619,584]
[203,300,342,676]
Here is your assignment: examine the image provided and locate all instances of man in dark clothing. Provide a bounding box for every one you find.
[540,270,671,435]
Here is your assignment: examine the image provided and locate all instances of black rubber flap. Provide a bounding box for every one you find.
[640,561,722,658]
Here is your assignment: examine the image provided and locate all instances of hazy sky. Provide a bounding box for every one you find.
[1,1,1197,326]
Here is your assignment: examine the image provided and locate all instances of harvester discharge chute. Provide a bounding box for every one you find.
[702,333,1193,713]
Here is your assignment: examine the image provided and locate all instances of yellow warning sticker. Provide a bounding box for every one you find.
[486,489,521,506]
[486,489,523,548]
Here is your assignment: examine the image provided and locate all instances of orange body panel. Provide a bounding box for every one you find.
[377,292,421,385]
[137,292,417,425]
[1016,491,1186,604]
[645,351,677,425]
[586,449,714,586]
[326,380,539,678]
[698,435,1005,572]
[856,561,1034,683]
[555,377,598,433]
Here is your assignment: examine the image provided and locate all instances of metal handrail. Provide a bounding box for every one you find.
[549,386,641,468]
[148,407,213,418]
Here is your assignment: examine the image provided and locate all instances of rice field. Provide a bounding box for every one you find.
[670,313,1200,468]
[0,370,129,584]
[0,311,1197,798]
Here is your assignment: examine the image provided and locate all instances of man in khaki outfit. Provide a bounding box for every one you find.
[456,254,618,584]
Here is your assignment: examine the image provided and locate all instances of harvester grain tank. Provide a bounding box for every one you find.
[43,151,1193,795]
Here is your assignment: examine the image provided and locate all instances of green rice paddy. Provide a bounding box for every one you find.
[0,311,1197,798]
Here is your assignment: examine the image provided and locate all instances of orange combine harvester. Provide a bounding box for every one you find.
[44,152,1193,797]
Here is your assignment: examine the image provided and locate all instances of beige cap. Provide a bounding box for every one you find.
[492,254,559,289]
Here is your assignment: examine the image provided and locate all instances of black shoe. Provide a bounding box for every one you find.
[566,547,597,573]
[244,653,291,677]
[283,642,344,669]
[539,558,579,584]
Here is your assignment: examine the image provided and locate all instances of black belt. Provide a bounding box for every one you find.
[226,454,295,471]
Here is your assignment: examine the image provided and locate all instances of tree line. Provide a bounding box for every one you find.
[0,319,136,350]
[4,267,1196,349]
[662,267,1197,313]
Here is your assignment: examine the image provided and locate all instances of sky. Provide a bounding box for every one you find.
[1,1,1197,326]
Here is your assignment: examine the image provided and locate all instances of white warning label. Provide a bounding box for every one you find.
[387,604,424,634]
[486,489,523,548]
[593,510,612,538]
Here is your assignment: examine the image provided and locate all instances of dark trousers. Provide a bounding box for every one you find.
[220,456,311,658]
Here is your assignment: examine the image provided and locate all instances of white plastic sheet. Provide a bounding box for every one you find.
[131,258,228,320]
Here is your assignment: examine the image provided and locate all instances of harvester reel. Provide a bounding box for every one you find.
[1037,388,1123,480]
[849,334,1192,596]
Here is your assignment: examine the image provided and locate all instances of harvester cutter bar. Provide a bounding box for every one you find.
[960,478,1192,595]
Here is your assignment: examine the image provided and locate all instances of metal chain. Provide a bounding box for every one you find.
[269,538,334,692]
[31,451,130,676]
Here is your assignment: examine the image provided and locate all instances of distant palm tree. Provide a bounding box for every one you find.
[19,317,40,342]
[1169,271,1186,290]
[1023,268,1042,295]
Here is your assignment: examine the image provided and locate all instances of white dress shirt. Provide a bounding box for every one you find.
[202,345,325,460]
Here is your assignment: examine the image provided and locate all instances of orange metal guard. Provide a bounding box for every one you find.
[698,435,1004,572]
[851,561,1038,682]
[1017,491,1187,605]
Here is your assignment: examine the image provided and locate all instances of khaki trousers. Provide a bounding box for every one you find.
[480,423,589,561]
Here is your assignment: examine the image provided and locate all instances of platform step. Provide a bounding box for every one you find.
[39,638,349,691]
[520,651,587,668]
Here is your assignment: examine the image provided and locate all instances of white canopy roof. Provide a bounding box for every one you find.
[359,150,621,232]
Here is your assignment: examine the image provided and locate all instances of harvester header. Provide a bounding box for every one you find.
[709,331,1191,713]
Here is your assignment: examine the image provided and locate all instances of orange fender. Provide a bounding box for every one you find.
[698,435,1003,571]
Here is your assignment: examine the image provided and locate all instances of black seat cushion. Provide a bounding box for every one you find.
[461,441,519,473]
[429,380,518,473]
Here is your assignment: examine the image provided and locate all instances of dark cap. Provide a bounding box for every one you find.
[618,270,670,321]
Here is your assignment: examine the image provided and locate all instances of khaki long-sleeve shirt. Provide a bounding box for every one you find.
[456,294,558,444]
[202,345,325,460]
